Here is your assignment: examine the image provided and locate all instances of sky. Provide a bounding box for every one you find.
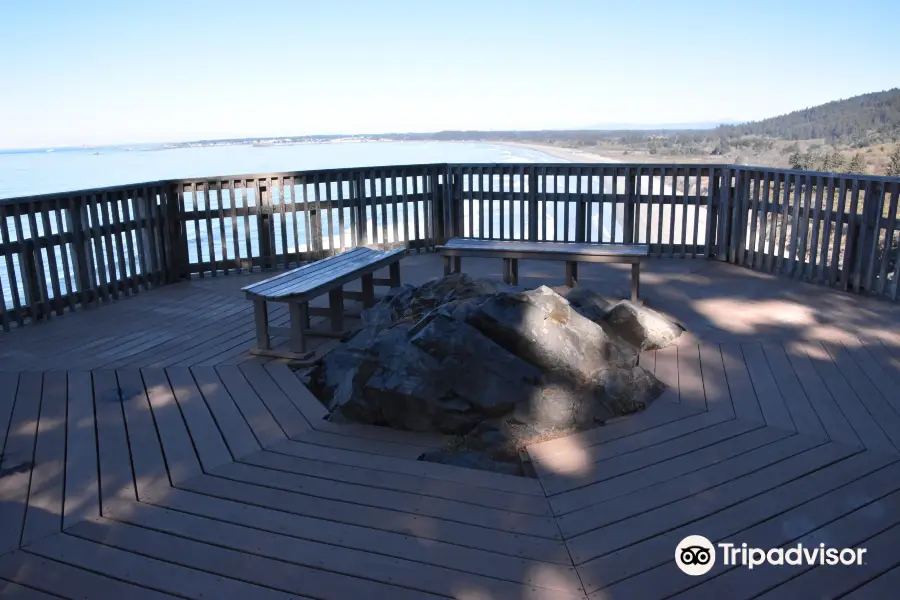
[2,0,898,149]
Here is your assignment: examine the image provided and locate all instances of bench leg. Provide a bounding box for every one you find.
[361,273,376,308]
[502,258,511,284]
[389,261,401,287]
[453,256,462,273]
[329,288,344,332]
[288,302,308,353]
[565,261,578,287]
[253,299,270,350]
[631,262,641,302]
[443,255,451,276]
[510,258,519,286]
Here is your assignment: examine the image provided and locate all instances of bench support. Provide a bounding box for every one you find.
[389,262,402,287]
[631,262,641,303]
[328,288,344,332]
[565,261,578,287]
[289,302,310,353]
[253,299,270,350]
[360,273,376,307]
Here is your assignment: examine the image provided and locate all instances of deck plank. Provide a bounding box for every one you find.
[783,341,861,447]
[26,527,300,600]
[556,433,824,540]
[844,564,900,599]
[0,550,176,599]
[270,439,545,496]
[605,455,900,599]
[759,342,827,438]
[803,341,895,453]
[240,450,552,516]
[116,370,170,499]
[91,370,137,509]
[549,425,793,517]
[0,579,60,599]
[179,474,571,563]
[577,445,883,595]
[719,343,764,422]
[0,372,43,554]
[21,372,68,545]
[62,371,99,529]
[537,412,744,495]
[164,368,233,471]
[740,343,796,431]
[527,401,701,464]
[825,339,900,451]
[139,368,203,484]
[697,343,734,416]
[102,499,582,599]
[0,373,18,456]
[669,463,900,600]
[140,486,579,592]
[237,362,310,439]
[190,367,261,459]
[675,344,706,411]
[213,365,287,448]
[69,513,447,600]
[212,461,562,538]
[759,521,900,599]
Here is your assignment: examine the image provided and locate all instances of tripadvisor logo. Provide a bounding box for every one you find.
[675,535,868,576]
[675,535,716,576]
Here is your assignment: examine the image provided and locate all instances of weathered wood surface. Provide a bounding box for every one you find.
[1,252,900,598]
[242,247,405,300]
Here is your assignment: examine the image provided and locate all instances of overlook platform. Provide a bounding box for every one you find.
[2,252,900,599]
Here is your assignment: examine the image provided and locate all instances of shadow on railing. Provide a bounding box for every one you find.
[1,162,899,331]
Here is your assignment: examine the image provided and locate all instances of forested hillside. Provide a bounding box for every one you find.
[716,88,900,145]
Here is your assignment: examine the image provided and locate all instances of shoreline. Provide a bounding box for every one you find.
[497,141,621,164]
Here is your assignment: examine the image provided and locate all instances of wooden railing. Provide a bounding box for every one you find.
[2,162,899,332]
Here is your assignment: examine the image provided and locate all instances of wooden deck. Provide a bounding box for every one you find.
[2,252,900,599]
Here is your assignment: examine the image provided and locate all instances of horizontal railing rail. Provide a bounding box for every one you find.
[1,162,899,332]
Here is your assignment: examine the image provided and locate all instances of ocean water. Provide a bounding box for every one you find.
[0,141,563,199]
[1,141,621,311]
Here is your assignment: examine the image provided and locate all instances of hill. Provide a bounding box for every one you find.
[716,88,900,146]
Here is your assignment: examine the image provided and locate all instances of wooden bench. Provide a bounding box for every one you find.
[435,238,649,301]
[242,247,405,360]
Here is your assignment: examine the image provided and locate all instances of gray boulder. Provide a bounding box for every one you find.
[409,313,544,417]
[565,286,613,323]
[602,300,683,351]
[463,286,635,384]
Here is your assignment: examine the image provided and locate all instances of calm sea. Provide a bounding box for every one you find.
[0,141,563,199]
[3,141,608,310]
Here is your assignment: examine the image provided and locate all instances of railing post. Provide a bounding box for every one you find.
[163,182,186,282]
[717,168,733,262]
[527,166,538,241]
[708,169,721,258]
[257,182,276,268]
[574,166,586,243]
[18,239,44,321]
[67,196,97,306]
[623,167,636,243]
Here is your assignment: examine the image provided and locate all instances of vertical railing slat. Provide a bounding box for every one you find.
[876,183,899,297]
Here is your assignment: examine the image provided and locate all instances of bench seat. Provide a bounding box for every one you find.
[242,247,405,359]
[435,238,649,300]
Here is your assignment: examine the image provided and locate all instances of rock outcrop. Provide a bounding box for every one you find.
[306,274,682,474]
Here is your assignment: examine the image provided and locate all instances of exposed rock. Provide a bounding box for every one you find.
[462,285,636,383]
[565,286,613,323]
[409,313,544,417]
[306,275,684,476]
[602,300,684,351]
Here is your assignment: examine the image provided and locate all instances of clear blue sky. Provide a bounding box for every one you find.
[2,0,898,148]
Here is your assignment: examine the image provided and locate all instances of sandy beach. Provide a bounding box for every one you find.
[499,141,621,164]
